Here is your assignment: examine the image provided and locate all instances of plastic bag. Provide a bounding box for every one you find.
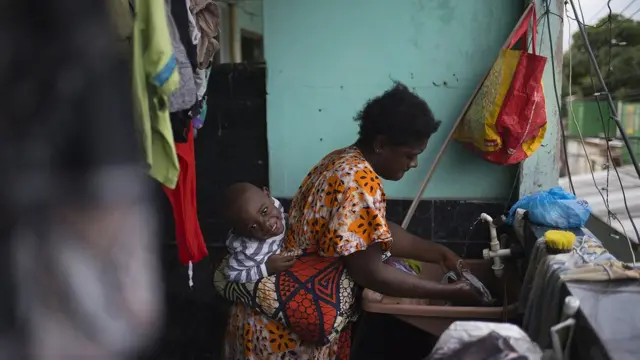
[507,187,591,229]
[427,332,526,360]
[426,322,542,360]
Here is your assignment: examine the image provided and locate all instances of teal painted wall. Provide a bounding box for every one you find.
[264,0,522,200]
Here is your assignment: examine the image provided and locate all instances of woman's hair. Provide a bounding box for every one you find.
[355,81,441,147]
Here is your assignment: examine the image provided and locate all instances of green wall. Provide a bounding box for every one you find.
[264,0,522,200]
[567,100,614,138]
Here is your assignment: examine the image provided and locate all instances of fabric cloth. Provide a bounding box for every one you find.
[185,0,201,45]
[194,68,208,100]
[131,0,181,188]
[170,0,198,69]
[215,146,393,359]
[190,0,220,69]
[519,233,638,349]
[165,0,197,112]
[224,198,287,283]
[162,121,208,264]
[385,258,418,275]
[224,303,353,360]
[427,321,542,360]
[441,269,493,305]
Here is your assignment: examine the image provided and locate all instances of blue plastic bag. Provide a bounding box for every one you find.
[507,187,591,229]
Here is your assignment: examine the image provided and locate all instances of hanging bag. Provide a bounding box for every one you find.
[453,5,547,165]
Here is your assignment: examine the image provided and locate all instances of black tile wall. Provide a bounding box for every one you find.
[195,63,269,247]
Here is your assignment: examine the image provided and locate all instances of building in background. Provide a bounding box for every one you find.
[564,99,640,175]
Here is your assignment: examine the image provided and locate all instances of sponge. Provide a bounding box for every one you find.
[544,230,576,254]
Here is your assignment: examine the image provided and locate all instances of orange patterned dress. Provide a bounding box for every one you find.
[222,146,393,359]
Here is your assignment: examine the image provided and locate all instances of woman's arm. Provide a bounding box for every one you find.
[387,221,459,265]
[344,243,470,300]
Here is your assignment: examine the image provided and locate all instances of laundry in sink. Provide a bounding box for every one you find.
[441,260,494,305]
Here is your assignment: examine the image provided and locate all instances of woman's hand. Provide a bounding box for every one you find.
[447,280,485,305]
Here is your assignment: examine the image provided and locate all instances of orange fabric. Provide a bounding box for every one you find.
[284,146,392,255]
[224,303,352,359]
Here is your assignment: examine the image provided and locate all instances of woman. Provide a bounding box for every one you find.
[219,82,482,359]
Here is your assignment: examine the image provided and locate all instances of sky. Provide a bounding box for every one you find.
[563,0,640,50]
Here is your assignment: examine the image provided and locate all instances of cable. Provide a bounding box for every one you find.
[576,0,638,258]
[620,0,639,15]
[590,0,612,22]
[605,1,613,225]
[625,6,640,19]
[567,0,638,263]
[570,0,640,178]
[567,0,638,28]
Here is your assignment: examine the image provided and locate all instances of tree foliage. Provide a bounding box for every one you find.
[562,14,640,99]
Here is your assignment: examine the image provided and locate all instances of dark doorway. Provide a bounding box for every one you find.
[240,30,264,63]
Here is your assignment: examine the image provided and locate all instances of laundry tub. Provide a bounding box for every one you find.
[362,259,521,336]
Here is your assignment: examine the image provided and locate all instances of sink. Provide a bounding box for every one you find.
[361,259,521,336]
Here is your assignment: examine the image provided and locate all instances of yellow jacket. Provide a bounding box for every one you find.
[132,0,181,188]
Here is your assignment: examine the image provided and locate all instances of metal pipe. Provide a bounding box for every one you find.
[567,0,640,180]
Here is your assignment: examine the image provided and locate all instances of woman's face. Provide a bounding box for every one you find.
[374,138,429,181]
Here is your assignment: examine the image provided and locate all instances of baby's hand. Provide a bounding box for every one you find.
[266,254,296,275]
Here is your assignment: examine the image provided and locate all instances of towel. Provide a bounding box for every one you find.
[520,233,639,349]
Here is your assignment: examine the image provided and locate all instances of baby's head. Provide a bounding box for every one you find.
[224,182,284,240]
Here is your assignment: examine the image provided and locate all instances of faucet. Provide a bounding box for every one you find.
[479,213,508,278]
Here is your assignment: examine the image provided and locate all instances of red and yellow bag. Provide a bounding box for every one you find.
[454,5,547,165]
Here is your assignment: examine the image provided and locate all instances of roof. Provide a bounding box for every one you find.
[559,165,640,243]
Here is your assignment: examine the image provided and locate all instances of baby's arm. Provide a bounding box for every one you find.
[226,251,269,283]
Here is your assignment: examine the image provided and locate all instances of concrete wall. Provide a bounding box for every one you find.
[264,0,523,200]
[519,0,563,196]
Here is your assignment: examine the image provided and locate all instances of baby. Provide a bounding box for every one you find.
[223,182,296,283]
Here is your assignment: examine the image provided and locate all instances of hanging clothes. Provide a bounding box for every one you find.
[185,0,201,48]
[132,0,181,189]
[190,0,220,69]
[162,115,208,264]
[165,0,198,113]
[170,0,198,70]
[184,0,209,103]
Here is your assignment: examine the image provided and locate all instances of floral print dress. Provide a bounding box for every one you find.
[222,146,393,359]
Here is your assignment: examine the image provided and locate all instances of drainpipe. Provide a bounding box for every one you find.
[229,2,241,62]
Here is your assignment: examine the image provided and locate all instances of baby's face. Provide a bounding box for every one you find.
[233,188,284,241]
